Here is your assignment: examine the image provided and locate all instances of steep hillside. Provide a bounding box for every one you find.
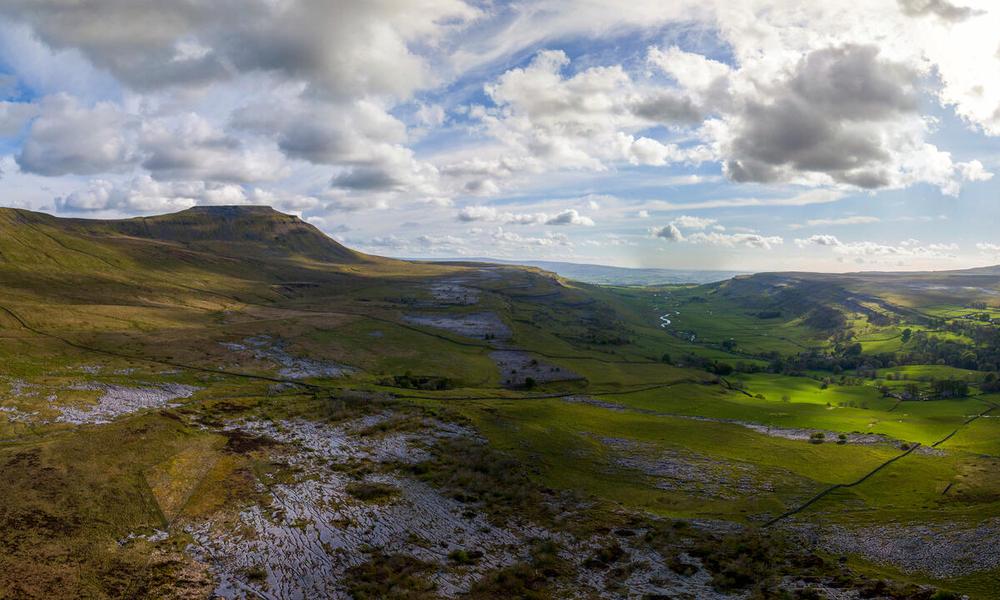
[0,206,427,308]
[1,205,367,265]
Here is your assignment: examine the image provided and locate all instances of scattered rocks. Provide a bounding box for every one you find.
[119,529,170,546]
[56,383,199,425]
[220,336,354,379]
[801,519,1000,578]
[427,282,480,306]
[490,350,582,387]
[0,405,37,423]
[58,383,200,424]
[597,436,774,500]
[186,415,532,599]
[403,312,511,341]
[2,376,199,426]
[186,413,758,599]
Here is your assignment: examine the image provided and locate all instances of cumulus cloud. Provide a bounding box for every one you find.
[794,234,844,248]
[0,0,478,97]
[629,91,703,124]
[721,45,924,189]
[977,242,1000,253]
[456,205,594,226]
[651,223,684,242]
[232,97,407,166]
[53,176,324,215]
[796,234,959,257]
[477,50,700,172]
[0,101,36,136]
[491,227,571,247]
[956,159,994,183]
[671,215,716,230]
[898,0,978,21]
[646,46,732,96]
[17,94,135,176]
[140,114,288,183]
[687,231,784,250]
[545,209,594,226]
[651,215,718,242]
[54,176,246,213]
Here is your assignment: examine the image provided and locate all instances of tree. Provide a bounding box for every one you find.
[712,362,734,376]
[901,328,912,343]
[931,379,969,399]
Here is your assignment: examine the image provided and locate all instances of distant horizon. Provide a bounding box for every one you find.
[406,254,1000,275]
[8,202,1000,275]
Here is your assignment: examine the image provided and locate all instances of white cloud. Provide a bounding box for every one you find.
[956,159,994,183]
[476,49,701,173]
[791,215,881,229]
[140,114,288,183]
[457,205,500,222]
[54,176,248,213]
[796,234,959,257]
[647,45,731,95]
[650,189,846,211]
[651,223,684,242]
[0,0,479,97]
[17,94,135,176]
[545,209,594,226]
[491,227,572,247]
[687,231,784,250]
[457,205,594,226]
[795,234,844,248]
[671,215,716,230]
[0,101,37,136]
[415,103,446,128]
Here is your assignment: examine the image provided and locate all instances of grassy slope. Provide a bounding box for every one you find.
[1,207,997,597]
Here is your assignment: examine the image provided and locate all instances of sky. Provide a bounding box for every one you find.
[0,0,999,273]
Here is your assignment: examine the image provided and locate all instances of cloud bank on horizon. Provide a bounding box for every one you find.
[0,0,998,271]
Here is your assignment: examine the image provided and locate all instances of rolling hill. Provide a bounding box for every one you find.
[0,206,996,599]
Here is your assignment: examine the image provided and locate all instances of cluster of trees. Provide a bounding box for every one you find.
[379,372,453,390]
[755,324,1000,378]
[675,352,735,375]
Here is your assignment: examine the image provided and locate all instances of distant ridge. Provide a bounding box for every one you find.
[426,257,748,285]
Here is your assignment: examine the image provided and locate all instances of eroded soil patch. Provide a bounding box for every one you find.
[402,312,511,341]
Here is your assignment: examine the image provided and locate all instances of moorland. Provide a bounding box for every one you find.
[1,205,997,599]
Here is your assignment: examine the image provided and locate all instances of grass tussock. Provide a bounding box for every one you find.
[345,553,437,599]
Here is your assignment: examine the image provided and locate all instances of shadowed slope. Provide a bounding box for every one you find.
[2,206,367,265]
